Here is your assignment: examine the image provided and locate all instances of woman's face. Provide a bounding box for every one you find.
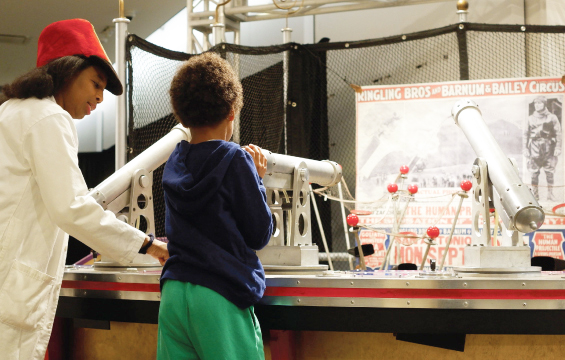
[55,66,107,119]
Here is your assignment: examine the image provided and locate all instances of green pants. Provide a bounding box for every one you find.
[157,279,265,360]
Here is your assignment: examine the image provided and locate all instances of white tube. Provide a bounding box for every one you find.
[452,99,544,233]
[89,125,191,207]
[262,150,342,187]
[113,17,130,171]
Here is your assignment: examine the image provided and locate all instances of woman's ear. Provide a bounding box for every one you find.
[228,108,235,121]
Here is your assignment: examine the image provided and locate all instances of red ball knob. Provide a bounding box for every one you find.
[387,183,398,193]
[399,165,409,174]
[346,213,359,227]
[427,226,440,239]
[460,180,472,191]
[407,184,418,194]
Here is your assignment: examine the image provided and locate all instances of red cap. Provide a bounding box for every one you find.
[37,19,123,95]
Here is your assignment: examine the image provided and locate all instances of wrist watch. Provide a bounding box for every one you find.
[138,233,155,254]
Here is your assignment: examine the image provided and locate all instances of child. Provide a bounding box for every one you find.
[157,52,273,360]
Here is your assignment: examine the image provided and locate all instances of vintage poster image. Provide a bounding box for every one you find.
[354,77,565,269]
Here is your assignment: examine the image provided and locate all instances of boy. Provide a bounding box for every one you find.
[157,52,273,360]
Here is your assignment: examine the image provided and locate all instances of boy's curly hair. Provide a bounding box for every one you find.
[170,52,243,128]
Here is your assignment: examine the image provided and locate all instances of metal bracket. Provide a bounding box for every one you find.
[470,158,492,246]
[127,169,155,236]
[289,161,312,246]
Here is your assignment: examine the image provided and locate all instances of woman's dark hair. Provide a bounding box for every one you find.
[170,52,243,128]
[0,55,92,105]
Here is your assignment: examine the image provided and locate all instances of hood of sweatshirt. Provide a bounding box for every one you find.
[163,140,239,216]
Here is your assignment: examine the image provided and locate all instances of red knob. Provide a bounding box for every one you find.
[387,183,398,193]
[399,165,409,174]
[346,213,359,227]
[427,226,440,239]
[407,184,418,194]
[460,180,472,191]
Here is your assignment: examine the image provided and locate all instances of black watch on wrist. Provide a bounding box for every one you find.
[138,233,155,254]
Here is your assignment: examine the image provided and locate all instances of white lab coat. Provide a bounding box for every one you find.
[0,97,146,359]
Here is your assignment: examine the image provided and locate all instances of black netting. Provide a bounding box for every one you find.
[125,23,565,270]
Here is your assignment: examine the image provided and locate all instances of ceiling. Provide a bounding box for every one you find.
[0,0,459,86]
[0,0,187,85]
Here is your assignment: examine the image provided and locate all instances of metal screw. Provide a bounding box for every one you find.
[291,102,297,107]
[463,282,468,287]
[139,175,150,188]
[523,302,527,307]
[463,301,469,307]
[407,301,411,305]
[350,282,354,286]
[345,43,349,48]
[406,282,410,286]
[459,24,464,30]
[296,281,300,285]
[83,291,87,296]
[297,299,301,303]
[351,300,355,304]
[472,165,480,178]
[522,283,526,287]
[157,294,161,299]
[118,277,121,281]
[521,26,526,31]
[401,35,407,40]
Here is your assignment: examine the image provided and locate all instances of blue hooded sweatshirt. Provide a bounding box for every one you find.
[161,140,273,309]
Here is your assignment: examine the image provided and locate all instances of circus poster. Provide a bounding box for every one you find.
[355,77,565,269]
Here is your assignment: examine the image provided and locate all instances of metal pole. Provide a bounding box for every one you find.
[352,230,366,270]
[187,0,194,53]
[381,195,411,270]
[310,185,334,271]
[212,1,226,45]
[113,2,130,171]
[232,30,240,143]
[456,0,469,22]
[439,192,467,270]
[338,182,354,270]
[282,27,292,155]
[420,239,434,270]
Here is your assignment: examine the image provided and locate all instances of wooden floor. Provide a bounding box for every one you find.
[64,322,565,360]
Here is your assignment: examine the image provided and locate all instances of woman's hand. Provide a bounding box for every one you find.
[243,144,267,178]
[146,239,169,266]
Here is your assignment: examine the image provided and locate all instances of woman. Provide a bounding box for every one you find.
[0,19,168,359]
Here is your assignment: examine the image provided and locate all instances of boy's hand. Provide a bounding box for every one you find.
[146,239,169,266]
[243,144,267,178]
